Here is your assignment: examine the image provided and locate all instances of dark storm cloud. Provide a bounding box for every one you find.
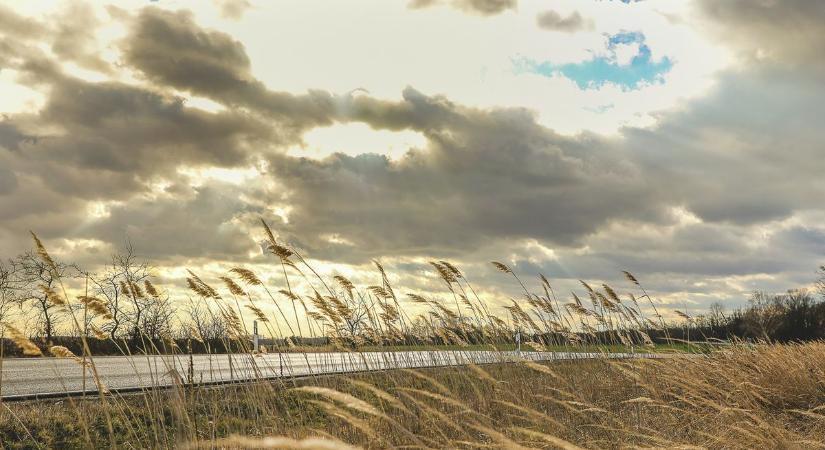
[536,10,593,33]
[263,88,670,262]
[0,73,276,212]
[623,69,825,226]
[635,2,825,225]
[50,2,112,73]
[105,1,825,277]
[0,166,16,195]
[1,0,824,309]
[0,166,94,260]
[697,0,825,69]
[582,222,812,279]
[0,17,276,260]
[0,2,110,74]
[123,7,251,91]
[0,4,47,40]
[81,181,258,260]
[33,77,271,175]
[0,94,277,265]
[0,120,30,152]
[122,7,338,136]
[0,6,52,71]
[408,0,516,16]
[244,0,825,282]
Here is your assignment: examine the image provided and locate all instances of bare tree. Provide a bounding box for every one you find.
[11,251,69,343]
[339,292,371,341]
[141,290,175,340]
[0,260,18,324]
[184,298,226,342]
[707,302,727,330]
[84,242,152,340]
[743,291,783,341]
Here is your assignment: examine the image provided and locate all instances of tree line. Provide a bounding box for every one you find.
[651,266,825,343]
[0,243,192,345]
[2,240,825,353]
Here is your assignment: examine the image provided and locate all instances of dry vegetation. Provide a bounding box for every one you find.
[2,344,825,449]
[0,226,824,449]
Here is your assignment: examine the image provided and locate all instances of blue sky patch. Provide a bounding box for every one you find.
[516,31,672,90]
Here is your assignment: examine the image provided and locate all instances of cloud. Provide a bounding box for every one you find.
[122,7,339,137]
[24,76,272,179]
[260,87,670,262]
[213,0,252,20]
[0,48,276,252]
[622,68,825,225]
[536,10,593,33]
[50,2,112,73]
[81,181,259,260]
[0,120,30,151]
[0,165,17,195]
[697,0,825,70]
[0,2,110,74]
[1,1,824,310]
[0,4,47,40]
[408,0,516,16]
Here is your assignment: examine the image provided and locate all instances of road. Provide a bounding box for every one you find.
[0,350,646,399]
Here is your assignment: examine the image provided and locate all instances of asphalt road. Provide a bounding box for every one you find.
[0,350,643,399]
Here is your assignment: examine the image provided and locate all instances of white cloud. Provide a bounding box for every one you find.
[289,123,427,160]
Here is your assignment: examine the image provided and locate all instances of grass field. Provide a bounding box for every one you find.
[1,232,821,449]
[1,341,823,449]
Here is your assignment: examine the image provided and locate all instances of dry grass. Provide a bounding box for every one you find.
[1,343,825,449]
[1,229,824,448]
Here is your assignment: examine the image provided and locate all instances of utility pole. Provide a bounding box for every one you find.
[82,274,88,397]
[253,320,259,353]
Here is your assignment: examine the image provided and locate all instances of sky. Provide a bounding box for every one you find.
[1,0,824,323]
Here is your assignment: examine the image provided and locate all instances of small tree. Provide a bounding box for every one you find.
[742,291,783,341]
[141,287,175,340]
[11,251,69,343]
[184,298,226,342]
[0,260,17,325]
[84,242,152,340]
[817,265,825,298]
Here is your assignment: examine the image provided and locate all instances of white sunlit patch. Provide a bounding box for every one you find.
[178,165,262,186]
[270,206,292,225]
[514,239,559,264]
[572,245,592,256]
[719,273,777,293]
[0,70,46,114]
[52,238,109,259]
[86,201,113,219]
[741,213,816,251]
[60,61,111,83]
[321,234,355,246]
[183,95,226,113]
[289,123,427,160]
[669,207,702,226]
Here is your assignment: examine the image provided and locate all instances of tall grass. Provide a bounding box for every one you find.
[0,227,823,449]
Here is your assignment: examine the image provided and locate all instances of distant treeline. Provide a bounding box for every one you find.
[654,288,825,343]
[4,287,825,357]
[0,336,334,358]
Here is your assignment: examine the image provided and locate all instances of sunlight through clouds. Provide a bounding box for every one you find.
[288,123,427,160]
[0,0,820,318]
